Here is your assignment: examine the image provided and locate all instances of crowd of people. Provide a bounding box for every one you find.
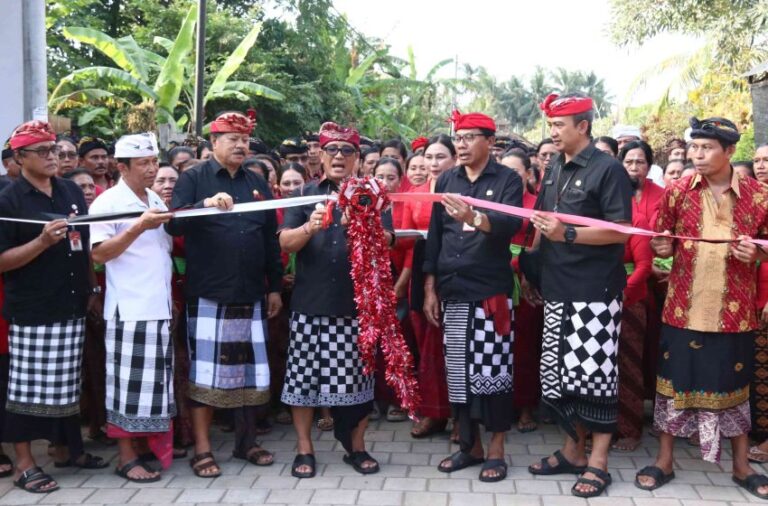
[1,91,768,500]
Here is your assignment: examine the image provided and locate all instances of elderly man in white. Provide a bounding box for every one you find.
[89,133,176,483]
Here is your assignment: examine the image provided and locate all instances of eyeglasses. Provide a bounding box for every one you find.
[58,151,78,160]
[21,146,60,158]
[451,133,486,144]
[323,146,357,157]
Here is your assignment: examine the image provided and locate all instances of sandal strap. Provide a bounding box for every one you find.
[118,458,145,474]
[574,477,604,490]
[552,450,567,466]
[19,466,45,482]
[584,466,611,483]
[745,474,768,488]
[190,452,215,467]
[292,454,316,468]
[637,465,665,483]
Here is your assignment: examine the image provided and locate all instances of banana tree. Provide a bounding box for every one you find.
[49,3,283,131]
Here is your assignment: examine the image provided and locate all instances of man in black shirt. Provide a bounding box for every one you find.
[0,121,106,493]
[279,122,394,479]
[527,93,632,498]
[423,112,522,483]
[166,112,282,478]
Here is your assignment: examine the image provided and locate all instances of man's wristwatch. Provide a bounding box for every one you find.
[564,226,577,244]
[90,286,102,295]
[472,210,483,227]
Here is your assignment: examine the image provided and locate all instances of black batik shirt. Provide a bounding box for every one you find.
[280,178,393,317]
[538,143,633,302]
[423,158,523,302]
[0,176,90,325]
[166,158,282,303]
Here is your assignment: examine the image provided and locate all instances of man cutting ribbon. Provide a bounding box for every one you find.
[166,111,282,478]
[637,117,768,500]
[527,92,633,499]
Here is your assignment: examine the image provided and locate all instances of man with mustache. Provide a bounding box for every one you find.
[166,111,283,478]
[78,137,112,191]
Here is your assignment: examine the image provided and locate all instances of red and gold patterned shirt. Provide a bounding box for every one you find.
[655,171,768,332]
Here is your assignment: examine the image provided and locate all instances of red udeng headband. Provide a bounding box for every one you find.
[210,113,254,134]
[451,110,496,132]
[9,121,56,150]
[539,93,594,118]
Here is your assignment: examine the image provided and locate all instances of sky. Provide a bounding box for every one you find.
[331,0,703,109]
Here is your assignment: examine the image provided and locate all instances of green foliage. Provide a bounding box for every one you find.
[734,126,756,161]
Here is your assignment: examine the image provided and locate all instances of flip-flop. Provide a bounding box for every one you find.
[115,458,161,483]
[13,466,59,494]
[233,446,274,466]
[55,452,109,469]
[571,466,612,498]
[189,452,222,478]
[528,450,586,475]
[517,420,538,433]
[479,458,507,482]
[291,454,316,479]
[733,473,768,500]
[635,465,675,491]
[343,451,379,475]
[749,445,768,464]
[438,451,484,473]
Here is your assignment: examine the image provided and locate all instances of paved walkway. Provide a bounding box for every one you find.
[0,419,763,506]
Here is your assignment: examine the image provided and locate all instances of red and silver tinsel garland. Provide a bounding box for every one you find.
[332,177,421,418]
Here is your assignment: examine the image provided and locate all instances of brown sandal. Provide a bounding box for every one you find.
[189,452,221,478]
[233,446,274,466]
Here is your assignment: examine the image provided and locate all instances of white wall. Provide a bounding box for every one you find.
[0,1,26,140]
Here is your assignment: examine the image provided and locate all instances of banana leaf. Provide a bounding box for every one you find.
[50,66,159,104]
[63,27,145,80]
[205,22,263,101]
[153,4,197,119]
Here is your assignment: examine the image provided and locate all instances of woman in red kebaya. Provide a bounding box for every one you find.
[501,148,541,433]
[400,134,456,438]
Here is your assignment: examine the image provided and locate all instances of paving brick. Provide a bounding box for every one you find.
[295,476,342,489]
[633,499,684,506]
[403,491,448,506]
[81,474,130,488]
[514,479,561,495]
[587,498,634,506]
[691,485,747,501]
[494,494,541,506]
[372,442,412,453]
[0,490,44,505]
[357,490,403,505]
[428,478,471,492]
[128,487,181,503]
[447,491,494,506]
[265,488,313,504]
[339,476,385,490]
[383,477,428,491]
[208,475,257,488]
[309,488,358,504]
[219,488,269,503]
[175,488,225,503]
[389,452,431,465]
[650,483,699,499]
[470,476,517,493]
[38,488,95,504]
[83,488,137,503]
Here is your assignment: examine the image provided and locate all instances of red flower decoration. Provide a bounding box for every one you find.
[337,177,421,418]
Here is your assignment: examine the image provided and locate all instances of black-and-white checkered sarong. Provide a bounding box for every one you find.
[7,319,85,417]
[281,313,373,407]
[443,300,514,404]
[541,298,622,400]
[106,317,175,432]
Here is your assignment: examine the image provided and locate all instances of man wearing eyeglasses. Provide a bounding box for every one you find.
[78,137,112,191]
[0,120,107,493]
[55,136,79,177]
[166,111,282,478]
[278,137,309,168]
[423,111,522,483]
[279,122,394,479]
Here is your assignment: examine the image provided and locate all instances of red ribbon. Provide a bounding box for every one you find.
[389,192,768,247]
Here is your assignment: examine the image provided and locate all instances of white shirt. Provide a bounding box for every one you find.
[648,164,665,187]
[90,179,173,322]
